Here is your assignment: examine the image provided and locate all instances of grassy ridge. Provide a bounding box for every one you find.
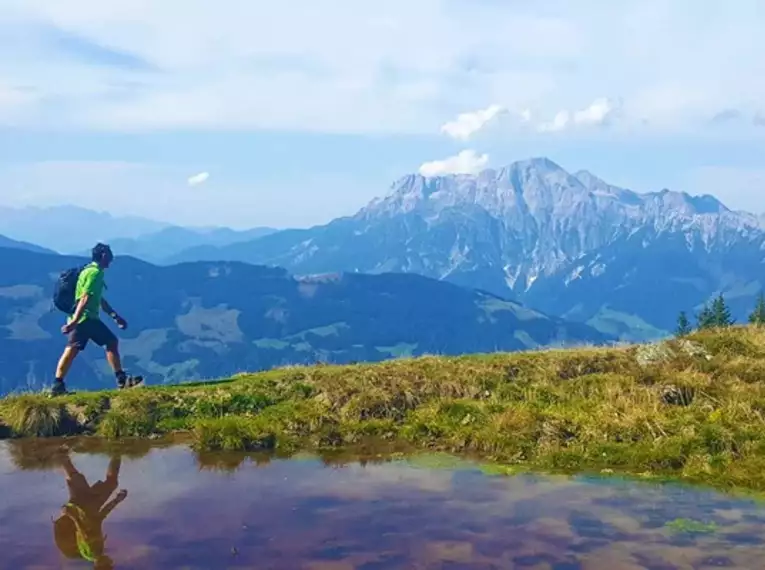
[2,326,765,491]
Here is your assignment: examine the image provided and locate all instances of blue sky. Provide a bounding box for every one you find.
[0,0,763,229]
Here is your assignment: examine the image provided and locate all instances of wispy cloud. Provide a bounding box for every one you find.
[707,109,765,128]
[710,108,742,124]
[419,150,488,177]
[440,104,505,140]
[573,98,619,127]
[44,25,156,71]
[187,172,209,186]
[538,110,571,133]
[0,1,763,136]
[538,97,619,133]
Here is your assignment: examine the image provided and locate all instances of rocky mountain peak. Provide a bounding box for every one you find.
[359,157,597,221]
[352,156,764,269]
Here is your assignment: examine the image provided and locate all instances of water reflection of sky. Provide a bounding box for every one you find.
[1,440,765,569]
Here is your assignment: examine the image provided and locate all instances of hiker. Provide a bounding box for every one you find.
[52,242,142,395]
[53,451,127,569]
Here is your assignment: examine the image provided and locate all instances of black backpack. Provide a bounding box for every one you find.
[53,265,85,314]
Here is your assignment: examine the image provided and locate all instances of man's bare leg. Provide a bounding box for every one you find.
[106,340,143,388]
[56,346,78,379]
[104,341,123,375]
[52,346,79,395]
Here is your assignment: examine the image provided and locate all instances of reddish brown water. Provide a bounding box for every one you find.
[1,438,765,569]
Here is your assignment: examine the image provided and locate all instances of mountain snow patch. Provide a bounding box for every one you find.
[590,263,607,277]
[565,265,585,285]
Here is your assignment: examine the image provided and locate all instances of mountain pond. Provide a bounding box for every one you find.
[1,438,764,569]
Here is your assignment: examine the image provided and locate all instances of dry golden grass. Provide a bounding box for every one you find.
[2,325,765,491]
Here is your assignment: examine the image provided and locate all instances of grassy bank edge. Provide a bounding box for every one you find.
[3,326,765,494]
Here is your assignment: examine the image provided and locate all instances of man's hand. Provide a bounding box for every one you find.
[112,314,127,330]
[102,299,126,329]
[61,322,76,335]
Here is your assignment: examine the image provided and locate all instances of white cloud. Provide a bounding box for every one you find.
[0,1,763,136]
[573,97,617,126]
[440,104,505,140]
[538,97,619,132]
[419,150,489,177]
[538,110,571,133]
[187,172,209,186]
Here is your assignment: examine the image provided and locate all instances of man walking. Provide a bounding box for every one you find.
[52,243,142,395]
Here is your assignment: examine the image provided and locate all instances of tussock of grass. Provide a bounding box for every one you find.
[3,397,69,437]
[98,396,160,439]
[192,417,277,452]
[3,326,765,491]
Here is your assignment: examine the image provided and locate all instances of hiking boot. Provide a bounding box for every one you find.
[128,375,144,388]
[50,381,68,396]
[117,375,144,389]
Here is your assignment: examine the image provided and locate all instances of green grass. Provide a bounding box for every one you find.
[664,518,719,534]
[3,326,765,492]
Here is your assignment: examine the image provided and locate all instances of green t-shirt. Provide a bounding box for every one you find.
[69,262,105,324]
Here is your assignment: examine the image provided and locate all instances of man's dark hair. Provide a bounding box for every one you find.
[91,242,113,262]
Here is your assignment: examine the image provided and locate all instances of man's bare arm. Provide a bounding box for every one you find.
[100,298,117,318]
[69,295,89,325]
[61,295,88,333]
[101,298,127,329]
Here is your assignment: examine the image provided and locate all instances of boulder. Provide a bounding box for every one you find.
[636,339,711,367]
[636,342,676,367]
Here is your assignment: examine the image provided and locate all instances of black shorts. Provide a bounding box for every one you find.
[67,319,117,351]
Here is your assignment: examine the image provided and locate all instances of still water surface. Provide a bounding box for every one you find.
[1,438,765,569]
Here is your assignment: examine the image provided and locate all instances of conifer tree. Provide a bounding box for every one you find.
[711,293,734,327]
[749,292,765,326]
[676,311,692,336]
[696,301,715,329]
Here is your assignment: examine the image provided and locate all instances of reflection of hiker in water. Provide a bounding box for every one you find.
[52,454,127,569]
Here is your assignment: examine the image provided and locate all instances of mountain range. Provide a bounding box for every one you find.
[0,205,276,257]
[3,156,762,352]
[0,234,55,255]
[167,158,765,340]
[0,247,606,396]
[0,205,171,253]
[93,226,277,264]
